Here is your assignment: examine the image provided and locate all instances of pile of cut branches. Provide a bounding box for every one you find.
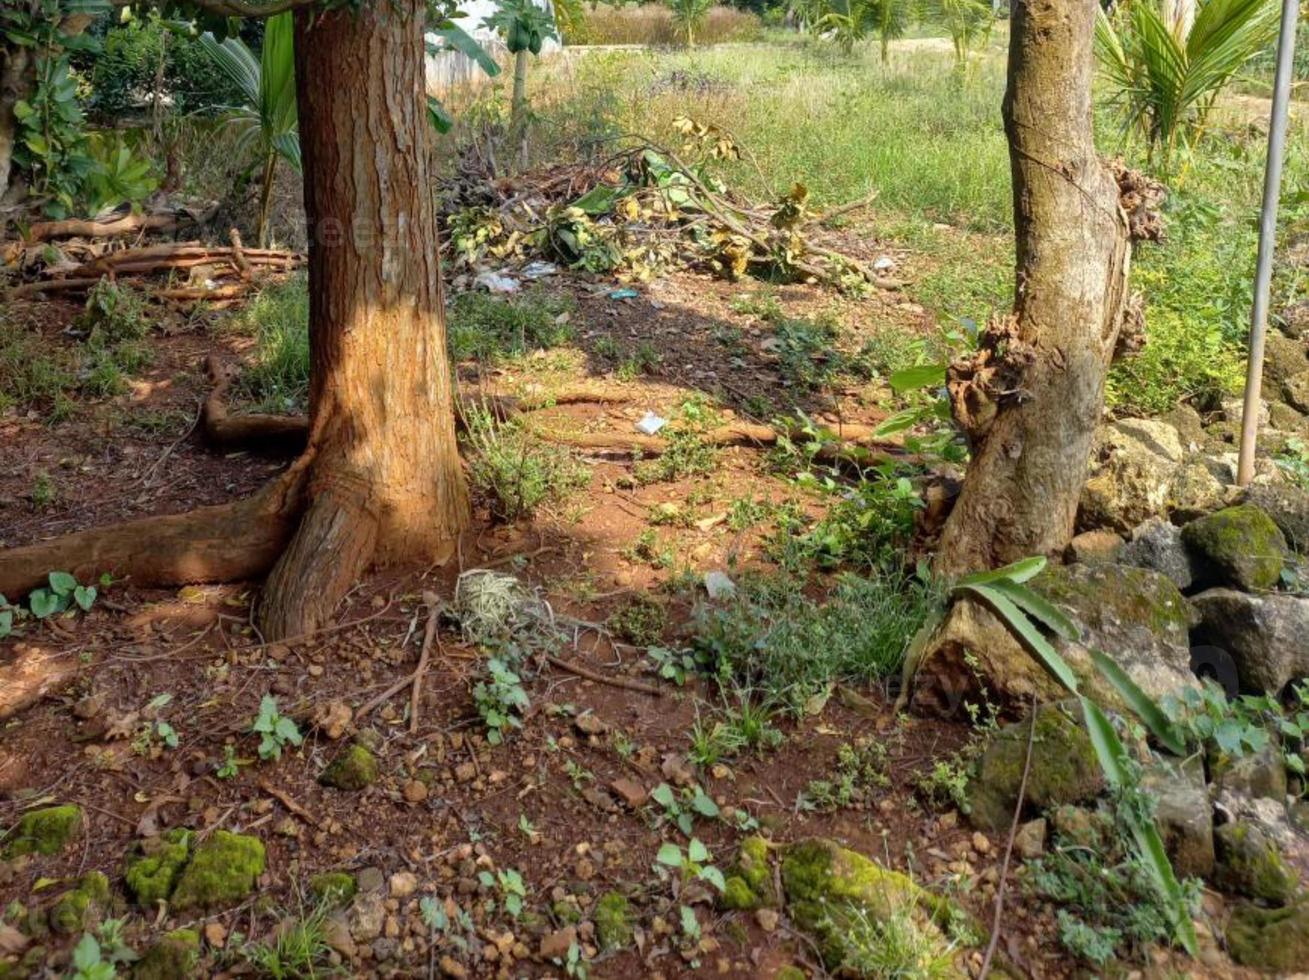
[439,121,893,292]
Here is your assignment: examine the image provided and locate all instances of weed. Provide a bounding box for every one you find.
[912,755,970,812]
[654,838,725,893]
[692,570,941,713]
[633,400,720,485]
[839,900,958,979]
[769,314,865,392]
[799,737,890,812]
[616,340,661,381]
[463,405,589,522]
[30,471,55,510]
[605,595,668,645]
[28,570,98,619]
[730,289,783,321]
[478,868,527,918]
[229,275,311,413]
[0,317,73,415]
[447,289,575,362]
[76,278,149,346]
[243,901,335,979]
[216,744,242,780]
[644,645,697,685]
[1163,678,1309,781]
[474,652,531,745]
[778,468,923,572]
[252,695,303,761]
[687,713,744,767]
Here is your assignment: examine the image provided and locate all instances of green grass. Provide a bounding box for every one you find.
[228,275,311,413]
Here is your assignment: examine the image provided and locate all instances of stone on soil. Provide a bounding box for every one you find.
[1141,759,1214,878]
[1181,504,1286,591]
[319,743,379,791]
[966,702,1104,832]
[1120,517,1195,590]
[1213,821,1300,904]
[1243,483,1309,553]
[131,928,199,980]
[1226,897,1309,972]
[1189,588,1309,693]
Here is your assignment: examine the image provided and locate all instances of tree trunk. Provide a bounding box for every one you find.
[257,0,468,638]
[934,0,1138,577]
[0,44,32,202]
[509,48,529,173]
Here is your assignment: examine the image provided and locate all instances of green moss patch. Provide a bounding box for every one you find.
[318,743,378,791]
[125,829,193,907]
[4,805,83,858]
[1227,898,1309,972]
[720,835,777,911]
[169,831,265,912]
[593,891,634,951]
[132,928,200,980]
[1214,822,1299,904]
[1182,504,1286,591]
[49,872,111,935]
[308,871,357,907]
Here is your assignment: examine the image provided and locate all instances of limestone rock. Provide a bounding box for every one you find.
[1182,504,1287,590]
[1142,759,1214,878]
[1190,589,1309,693]
[1211,743,1288,802]
[1281,300,1309,339]
[1064,529,1123,566]
[966,702,1104,832]
[1013,818,1047,861]
[1284,369,1309,414]
[1213,821,1300,904]
[1080,420,1183,531]
[910,563,1197,715]
[1263,331,1308,384]
[1168,462,1230,523]
[1227,898,1309,972]
[1120,517,1196,590]
[780,839,972,974]
[1243,483,1309,553]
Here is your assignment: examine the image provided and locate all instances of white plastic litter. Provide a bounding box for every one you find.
[635,412,668,435]
[474,271,520,293]
[521,261,560,279]
[873,256,896,271]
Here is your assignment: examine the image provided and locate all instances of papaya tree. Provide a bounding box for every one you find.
[0,0,472,641]
[484,0,556,171]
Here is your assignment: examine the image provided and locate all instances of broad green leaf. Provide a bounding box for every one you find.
[987,578,1079,641]
[687,837,710,863]
[29,588,60,619]
[655,842,683,867]
[73,585,96,612]
[956,555,1047,587]
[889,363,946,393]
[699,865,726,891]
[650,783,676,808]
[1087,648,1186,755]
[959,583,1080,693]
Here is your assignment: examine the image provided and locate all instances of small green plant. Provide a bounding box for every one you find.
[76,279,149,347]
[606,595,668,645]
[654,838,725,892]
[28,570,97,619]
[633,400,720,485]
[478,868,527,918]
[780,469,923,573]
[1164,679,1309,779]
[243,902,334,980]
[68,933,115,980]
[645,645,697,686]
[800,737,891,812]
[474,652,531,744]
[252,695,303,761]
[464,405,589,522]
[649,782,720,835]
[216,745,242,780]
[31,471,56,510]
[564,759,595,789]
[912,756,970,812]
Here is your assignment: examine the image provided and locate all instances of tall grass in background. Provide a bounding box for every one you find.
[564,3,763,45]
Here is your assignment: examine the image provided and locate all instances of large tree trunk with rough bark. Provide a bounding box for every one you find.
[258,0,468,638]
[0,0,467,643]
[934,0,1143,577]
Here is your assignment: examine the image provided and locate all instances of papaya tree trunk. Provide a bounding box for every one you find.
[257,0,468,638]
[256,150,276,248]
[0,43,33,202]
[934,0,1148,577]
[510,47,529,172]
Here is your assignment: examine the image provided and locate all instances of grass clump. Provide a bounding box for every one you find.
[564,3,762,46]
[229,274,311,413]
[242,902,335,979]
[463,405,590,521]
[800,737,891,812]
[606,594,668,645]
[692,570,941,713]
[448,288,574,362]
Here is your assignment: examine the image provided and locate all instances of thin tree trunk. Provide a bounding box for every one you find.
[258,0,468,638]
[256,150,276,248]
[934,0,1140,576]
[510,48,529,172]
[0,45,33,202]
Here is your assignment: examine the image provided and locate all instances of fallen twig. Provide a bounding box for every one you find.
[544,654,663,697]
[409,592,441,735]
[257,778,320,827]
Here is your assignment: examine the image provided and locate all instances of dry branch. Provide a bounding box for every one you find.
[0,645,80,722]
[22,203,217,243]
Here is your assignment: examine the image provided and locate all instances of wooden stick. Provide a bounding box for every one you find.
[257,778,320,827]
[409,592,440,734]
[544,655,663,697]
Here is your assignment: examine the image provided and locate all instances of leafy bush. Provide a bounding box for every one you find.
[776,469,923,572]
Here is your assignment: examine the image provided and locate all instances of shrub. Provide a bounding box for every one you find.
[463,405,590,521]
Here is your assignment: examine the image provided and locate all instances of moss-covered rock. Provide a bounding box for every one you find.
[1213,821,1299,904]
[593,891,634,951]
[125,829,193,907]
[308,871,357,907]
[318,743,378,791]
[1226,897,1309,972]
[1211,743,1288,802]
[720,836,776,911]
[169,831,265,912]
[3,806,83,857]
[775,968,806,980]
[780,839,970,974]
[48,872,111,934]
[966,702,1104,831]
[1182,504,1286,591]
[132,928,200,980]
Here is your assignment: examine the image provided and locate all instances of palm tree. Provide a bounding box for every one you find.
[668,0,715,46]
[198,13,299,248]
[1095,0,1279,170]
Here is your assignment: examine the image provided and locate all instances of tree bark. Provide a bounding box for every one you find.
[257,0,468,638]
[934,0,1137,577]
[0,44,32,203]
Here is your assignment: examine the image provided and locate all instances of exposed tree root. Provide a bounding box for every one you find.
[0,468,306,598]
[0,644,80,722]
[201,356,310,455]
[20,204,215,243]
